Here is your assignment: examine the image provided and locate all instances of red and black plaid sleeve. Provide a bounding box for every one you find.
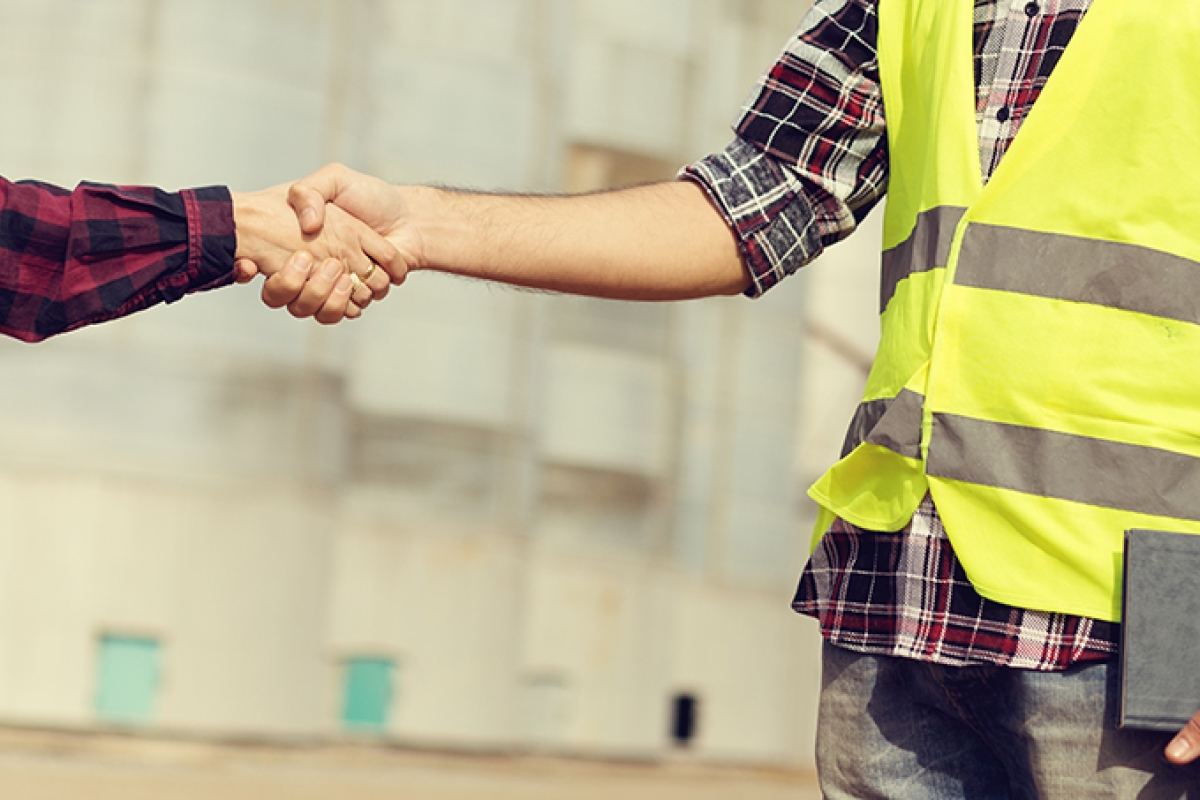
[0,178,236,342]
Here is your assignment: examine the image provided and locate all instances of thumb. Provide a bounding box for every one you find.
[287,182,328,235]
[1167,713,1200,764]
[288,163,355,235]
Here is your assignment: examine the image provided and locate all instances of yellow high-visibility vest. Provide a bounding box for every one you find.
[809,0,1200,621]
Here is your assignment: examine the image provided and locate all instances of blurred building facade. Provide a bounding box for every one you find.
[0,0,881,769]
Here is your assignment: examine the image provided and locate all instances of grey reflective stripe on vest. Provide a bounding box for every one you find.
[927,413,1200,521]
[841,389,925,459]
[880,206,967,312]
[955,224,1200,325]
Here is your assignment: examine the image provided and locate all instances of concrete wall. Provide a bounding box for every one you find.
[0,0,862,769]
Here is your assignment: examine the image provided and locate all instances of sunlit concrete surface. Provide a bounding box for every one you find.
[0,728,821,800]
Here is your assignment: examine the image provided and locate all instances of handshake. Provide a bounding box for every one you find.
[224,162,748,323]
[230,164,419,324]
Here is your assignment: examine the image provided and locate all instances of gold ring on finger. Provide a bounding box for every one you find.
[350,274,367,296]
[362,262,378,282]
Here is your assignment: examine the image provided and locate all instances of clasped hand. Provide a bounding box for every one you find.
[232,166,412,324]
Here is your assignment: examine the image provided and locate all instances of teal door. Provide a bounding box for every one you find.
[95,635,161,724]
[342,657,394,731]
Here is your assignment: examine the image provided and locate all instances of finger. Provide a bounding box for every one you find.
[348,273,373,308]
[352,237,396,299]
[344,302,363,320]
[359,228,402,290]
[314,273,354,325]
[1167,713,1200,764]
[261,251,314,309]
[233,258,260,284]
[362,261,390,302]
[337,241,378,293]
[326,207,395,300]
[288,258,345,319]
[288,163,353,235]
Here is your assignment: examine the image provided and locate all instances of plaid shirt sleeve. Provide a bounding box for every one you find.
[682,0,887,298]
[0,178,236,342]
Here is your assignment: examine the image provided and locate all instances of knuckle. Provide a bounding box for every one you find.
[286,184,310,208]
[261,283,294,309]
[263,285,298,308]
[288,297,317,318]
[276,271,306,292]
[316,298,347,324]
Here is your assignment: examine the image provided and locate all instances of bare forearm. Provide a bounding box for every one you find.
[402,180,750,300]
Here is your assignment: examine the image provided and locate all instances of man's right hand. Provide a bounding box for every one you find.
[254,164,419,314]
[231,183,396,323]
[288,164,408,246]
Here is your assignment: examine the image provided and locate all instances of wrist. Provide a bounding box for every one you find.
[231,190,270,262]
[397,185,471,274]
[232,186,299,276]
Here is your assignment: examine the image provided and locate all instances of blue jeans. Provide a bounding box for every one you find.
[817,642,1200,799]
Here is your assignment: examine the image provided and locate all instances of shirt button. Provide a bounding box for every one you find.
[1025,2,1040,16]
[997,105,1011,123]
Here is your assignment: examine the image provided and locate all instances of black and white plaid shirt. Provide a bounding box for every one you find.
[684,0,1118,669]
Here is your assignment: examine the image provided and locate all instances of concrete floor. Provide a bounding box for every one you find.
[0,728,821,800]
